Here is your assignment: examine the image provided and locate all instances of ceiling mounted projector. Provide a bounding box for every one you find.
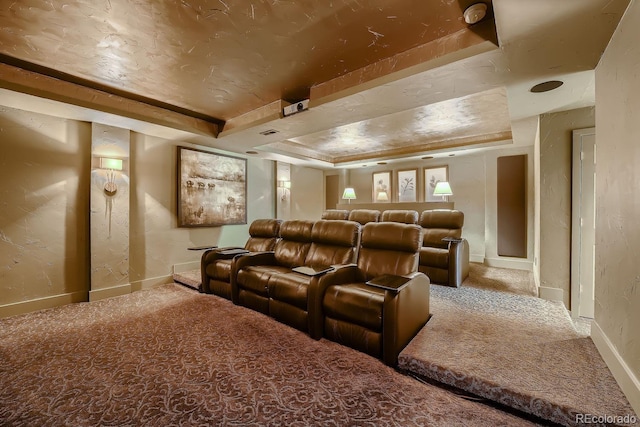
[283,99,309,117]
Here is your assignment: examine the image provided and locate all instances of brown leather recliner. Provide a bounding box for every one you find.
[380,209,419,224]
[348,209,380,225]
[320,222,430,366]
[321,209,350,220]
[267,220,361,335]
[232,220,315,314]
[418,209,469,287]
[200,218,282,299]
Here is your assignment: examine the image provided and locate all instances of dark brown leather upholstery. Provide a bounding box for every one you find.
[380,209,419,224]
[268,220,361,335]
[233,220,314,314]
[348,209,380,225]
[418,209,470,287]
[320,222,430,366]
[321,209,350,220]
[200,218,281,299]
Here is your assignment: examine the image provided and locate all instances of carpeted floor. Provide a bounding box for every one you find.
[0,284,539,426]
[398,285,637,427]
[461,262,537,297]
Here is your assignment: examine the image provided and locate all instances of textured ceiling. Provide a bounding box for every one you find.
[0,0,630,167]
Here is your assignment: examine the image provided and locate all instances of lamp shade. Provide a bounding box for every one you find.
[342,187,356,200]
[278,180,291,189]
[376,191,389,201]
[99,157,123,171]
[433,181,453,196]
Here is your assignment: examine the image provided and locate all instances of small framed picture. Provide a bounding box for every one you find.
[397,169,417,202]
[424,166,449,201]
[372,171,392,202]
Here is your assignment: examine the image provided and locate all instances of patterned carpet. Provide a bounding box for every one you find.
[399,285,637,426]
[0,284,539,426]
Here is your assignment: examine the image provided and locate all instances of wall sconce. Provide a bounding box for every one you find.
[278,179,291,201]
[342,187,356,204]
[99,157,123,196]
[376,191,389,202]
[433,181,453,201]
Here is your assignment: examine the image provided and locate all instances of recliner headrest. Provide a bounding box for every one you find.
[419,209,464,229]
[279,220,314,242]
[361,222,422,252]
[249,219,282,238]
[380,210,419,224]
[311,220,360,246]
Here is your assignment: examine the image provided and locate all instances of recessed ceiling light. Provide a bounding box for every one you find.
[377,162,387,165]
[530,80,564,93]
[421,156,434,160]
[449,154,456,157]
[463,3,487,25]
[245,150,258,154]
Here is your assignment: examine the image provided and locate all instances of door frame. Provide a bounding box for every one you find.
[571,127,596,318]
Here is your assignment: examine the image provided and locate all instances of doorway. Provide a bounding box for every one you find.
[571,128,595,319]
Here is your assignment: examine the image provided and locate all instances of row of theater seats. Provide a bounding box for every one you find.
[323,208,470,287]
[201,218,430,366]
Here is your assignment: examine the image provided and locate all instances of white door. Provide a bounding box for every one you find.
[571,128,596,318]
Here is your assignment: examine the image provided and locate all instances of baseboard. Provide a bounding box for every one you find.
[538,286,564,303]
[89,283,132,302]
[470,254,485,263]
[591,321,640,415]
[484,257,533,271]
[0,290,87,318]
[174,261,200,274]
[130,274,174,292]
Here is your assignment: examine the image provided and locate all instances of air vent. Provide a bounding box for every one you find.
[259,129,279,136]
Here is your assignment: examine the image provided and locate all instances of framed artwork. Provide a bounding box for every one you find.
[424,165,449,201]
[372,171,392,202]
[177,146,247,227]
[397,169,417,202]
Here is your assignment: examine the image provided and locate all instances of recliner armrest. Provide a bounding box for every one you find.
[200,247,242,293]
[381,271,430,366]
[448,239,470,287]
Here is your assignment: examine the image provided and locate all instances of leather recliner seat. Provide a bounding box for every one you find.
[232,220,315,314]
[200,218,282,299]
[418,209,469,287]
[267,220,361,335]
[320,222,430,366]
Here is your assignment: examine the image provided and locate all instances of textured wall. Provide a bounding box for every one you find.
[539,107,595,308]
[290,165,324,221]
[595,0,640,384]
[90,123,130,293]
[129,133,276,283]
[0,106,90,306]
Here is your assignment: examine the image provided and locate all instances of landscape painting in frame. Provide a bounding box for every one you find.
[424,166,449,202]
[177,146,247,227]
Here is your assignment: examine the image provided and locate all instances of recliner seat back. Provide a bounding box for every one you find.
[273,220,314,267]
[357,222,422,280]
[305,220,361,267]
[245,218,282,252]
[419,210,464,249]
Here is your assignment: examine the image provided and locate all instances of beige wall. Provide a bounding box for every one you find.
[0,106,277,315]
[594,0,640,412]
[0,106,91,312]
[290,164,324,220]
[129,133,276,284]
[340,143,534,267]
[539,107,595,308]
